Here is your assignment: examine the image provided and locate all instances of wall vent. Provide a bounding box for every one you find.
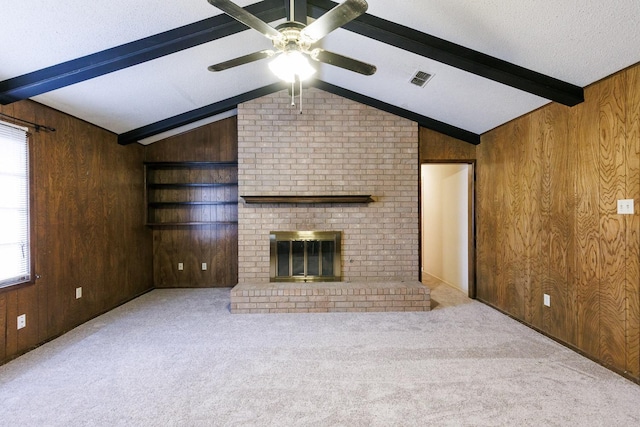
[410,70,434,88]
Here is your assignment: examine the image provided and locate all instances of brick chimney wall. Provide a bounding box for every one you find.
[237,88,418,283]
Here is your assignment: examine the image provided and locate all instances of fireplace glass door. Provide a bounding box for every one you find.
[270,231,341,282]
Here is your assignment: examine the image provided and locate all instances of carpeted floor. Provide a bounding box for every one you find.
[1,280,639,426]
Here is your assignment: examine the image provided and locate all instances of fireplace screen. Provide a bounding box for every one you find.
[270,231,341,282]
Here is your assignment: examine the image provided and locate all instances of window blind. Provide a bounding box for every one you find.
[0,121,30,288]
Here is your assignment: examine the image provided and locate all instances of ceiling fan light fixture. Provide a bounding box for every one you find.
[268,51,316,83]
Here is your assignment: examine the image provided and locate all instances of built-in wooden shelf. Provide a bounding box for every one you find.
[241,195,374,204]
[144,161,238,227]
[144,161,237,168]
[148,201,237,207]
[146,221,238,227]
[148,183,236,189]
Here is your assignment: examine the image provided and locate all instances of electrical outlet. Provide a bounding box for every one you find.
[17,314,26,330]
[617,199,634,215]
[201,262,207,271]
[178,262,184,271]
[544,294,551,307]
[76,287,82,299]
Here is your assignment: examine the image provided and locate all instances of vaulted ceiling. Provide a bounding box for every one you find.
[2,0,640,145]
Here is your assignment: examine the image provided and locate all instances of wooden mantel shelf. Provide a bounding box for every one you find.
[241,195,374,204]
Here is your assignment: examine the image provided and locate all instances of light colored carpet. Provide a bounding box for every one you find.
[1,281,639,426]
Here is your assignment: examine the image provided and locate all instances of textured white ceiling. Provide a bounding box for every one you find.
[367,0,640,85]
[2,0,640,141]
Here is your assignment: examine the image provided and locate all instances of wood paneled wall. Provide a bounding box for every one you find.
[419,127,477,162]
[476,65,640,381]
[0,100,153,364]
[144,117,238,288]
[420,66,640,381]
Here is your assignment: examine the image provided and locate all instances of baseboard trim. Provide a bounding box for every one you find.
[476,297,640,385]
[1,286,154,366]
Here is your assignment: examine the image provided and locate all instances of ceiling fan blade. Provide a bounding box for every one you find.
[208,50,274,72]
[301,0,368,43]
[207,0,284,42]
[310,49,376,76]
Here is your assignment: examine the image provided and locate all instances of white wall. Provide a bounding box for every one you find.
[422,166,443,277]
[422,164,469,293]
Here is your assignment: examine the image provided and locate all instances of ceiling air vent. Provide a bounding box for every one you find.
[410,70,434,88]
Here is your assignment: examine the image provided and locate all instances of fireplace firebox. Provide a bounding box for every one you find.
[269,231,341,282]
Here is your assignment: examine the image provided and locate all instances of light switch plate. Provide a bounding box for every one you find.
[201,263,207,271]
[17,314,26,330]
[543,294,551,307]
[617,199,634,215]
[75,287,82,299]
[178,262,184,271]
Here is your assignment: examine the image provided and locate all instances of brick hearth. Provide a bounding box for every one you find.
[230,281,430,314]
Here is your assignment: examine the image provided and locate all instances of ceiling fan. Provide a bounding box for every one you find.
[206,0,377,83]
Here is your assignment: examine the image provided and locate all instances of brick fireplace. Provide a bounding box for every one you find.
[232,88,429,313]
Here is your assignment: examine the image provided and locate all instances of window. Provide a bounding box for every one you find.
[0,121,31,288]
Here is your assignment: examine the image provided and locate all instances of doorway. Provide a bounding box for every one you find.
[421,162,475,298]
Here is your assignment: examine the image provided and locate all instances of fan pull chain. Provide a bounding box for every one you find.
[289,79,304,114]
[291,81,295,107]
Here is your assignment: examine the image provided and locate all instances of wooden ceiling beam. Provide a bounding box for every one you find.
[2,0,566,144]
[119,80,480,145]
[308,0,584,106]
[117,82,287,145]
[312,80,481,144]
[0,0,286,104]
